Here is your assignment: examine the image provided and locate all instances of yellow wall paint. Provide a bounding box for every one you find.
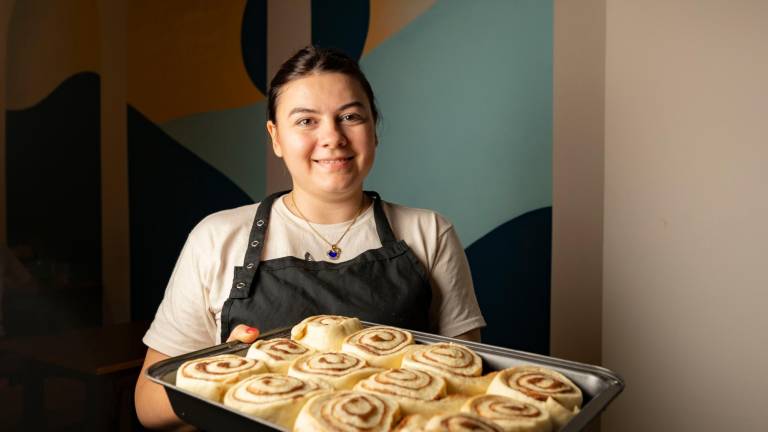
[127,0,263,123]
[5,0,100,109]
[362,0,435,55]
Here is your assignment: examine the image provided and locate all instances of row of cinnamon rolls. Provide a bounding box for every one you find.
[174,315,583,431]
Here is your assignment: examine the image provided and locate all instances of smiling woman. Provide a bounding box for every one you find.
[134,46,486,429]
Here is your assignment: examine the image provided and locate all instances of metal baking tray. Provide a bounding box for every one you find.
[147,323,624,431]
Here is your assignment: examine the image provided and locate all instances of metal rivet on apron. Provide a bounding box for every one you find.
[246,263,255,269]
[236,282,246,289]
[256,219,264,227]
[251,240,259,247]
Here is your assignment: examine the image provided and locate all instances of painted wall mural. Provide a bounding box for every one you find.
[4,0,552,354]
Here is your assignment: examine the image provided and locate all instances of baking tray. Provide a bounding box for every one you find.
[147,323,624,431]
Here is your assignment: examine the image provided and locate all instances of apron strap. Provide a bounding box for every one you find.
[229,190,288,299]
[366,191,398,246]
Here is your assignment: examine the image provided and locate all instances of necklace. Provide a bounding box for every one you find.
[290,193,366,260]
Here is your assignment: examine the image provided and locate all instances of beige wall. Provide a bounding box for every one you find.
[551,0,606,366]
[602,0,768,430]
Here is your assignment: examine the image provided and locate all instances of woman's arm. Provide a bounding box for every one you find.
[134,348,194,431]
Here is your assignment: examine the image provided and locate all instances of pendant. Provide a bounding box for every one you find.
[327,245,341,260]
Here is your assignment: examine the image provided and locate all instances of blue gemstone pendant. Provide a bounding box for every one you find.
[327,245,341,260]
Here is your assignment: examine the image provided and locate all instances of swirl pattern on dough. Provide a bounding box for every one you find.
[343,326,413,356]
[292,352,367,376]
[462,395,551,432]
[179,355,264,382]
[223,373,331,429]
[289,352,381,389]
[227,373,327,404]
[402,343,482,378]
[493,366,582,409]
[176,354,267,401]
[294,390,400,432]
[246,338,314,372]
[356,368,444,401]
[423,413,505,432]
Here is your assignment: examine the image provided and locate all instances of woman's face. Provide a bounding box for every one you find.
[267,72,376,200]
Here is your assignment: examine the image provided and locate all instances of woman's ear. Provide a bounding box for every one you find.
[266,121,282,158]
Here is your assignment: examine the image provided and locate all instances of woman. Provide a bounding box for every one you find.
[135,46,485,429]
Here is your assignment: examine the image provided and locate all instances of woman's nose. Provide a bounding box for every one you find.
[318,120,347,147]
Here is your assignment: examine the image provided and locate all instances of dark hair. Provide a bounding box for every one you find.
[267,46,379,125]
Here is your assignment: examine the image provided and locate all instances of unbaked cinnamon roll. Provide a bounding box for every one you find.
[246,337,315,373]
[294,390,401,432]
[288,352,382,389]
[354,368,466,416]
[341,326,415,368]
[422,413,505,432]
[461,394,552,432]
[401,343,493,394]
[175,354,267,401]
[222,373,331,429]
[290,315,363,352]
[486,366,582,429]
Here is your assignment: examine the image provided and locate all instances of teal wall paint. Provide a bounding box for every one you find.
[361,0,553,246]
[160,101,268,201]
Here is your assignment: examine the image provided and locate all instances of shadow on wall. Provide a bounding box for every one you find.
[466,207,552,355]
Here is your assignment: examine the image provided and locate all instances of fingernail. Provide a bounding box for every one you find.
[246,327,259,334]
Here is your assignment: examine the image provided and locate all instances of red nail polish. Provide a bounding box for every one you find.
[246,327,259,334]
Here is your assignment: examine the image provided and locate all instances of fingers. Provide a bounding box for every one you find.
[226,324,261,343]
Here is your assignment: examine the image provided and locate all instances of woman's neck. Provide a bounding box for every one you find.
[285,188,368,224]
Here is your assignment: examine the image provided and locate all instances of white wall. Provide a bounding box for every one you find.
[602,0,768,430]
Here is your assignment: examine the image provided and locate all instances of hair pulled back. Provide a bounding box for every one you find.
[267,46,379,125]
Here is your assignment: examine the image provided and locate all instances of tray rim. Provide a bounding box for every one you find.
[147,322,624,432]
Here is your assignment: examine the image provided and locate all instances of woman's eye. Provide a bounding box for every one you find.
[296,118,315,127]
[340,113,364,122]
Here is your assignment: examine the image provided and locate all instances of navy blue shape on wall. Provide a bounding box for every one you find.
[5,71,103,331]
[242,0,268,94]
[127,107,253,322]
[6,72,101,270]
[465,207,552,355]
[311,0,370,60]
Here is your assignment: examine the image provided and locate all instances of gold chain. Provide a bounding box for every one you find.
[290,192,366,259]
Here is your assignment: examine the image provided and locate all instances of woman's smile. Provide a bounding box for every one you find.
[313,156,355,169]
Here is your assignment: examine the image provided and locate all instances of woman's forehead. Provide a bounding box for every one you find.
[276,72,369,114]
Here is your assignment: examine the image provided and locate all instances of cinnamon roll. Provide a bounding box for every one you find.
[246,337,315,373]
[422,413,505,432]
[288,352,382,389]
[354,368,466,416]
[294,390,401,432]
[461,394,552,432]
[401,343,493,395]
[175,354,267,402]
[486,366,582,429]
[222,373,331,429]
[341,326,414,368]
[291,315,363,352]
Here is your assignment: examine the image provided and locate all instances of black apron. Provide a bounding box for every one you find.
[220,191,432,341]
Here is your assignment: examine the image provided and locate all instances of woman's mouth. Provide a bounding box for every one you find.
[313,156,354,168]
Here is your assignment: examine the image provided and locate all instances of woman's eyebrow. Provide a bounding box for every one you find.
[337,101,364,111]
[288,107,318,117]
[288,101,364,117]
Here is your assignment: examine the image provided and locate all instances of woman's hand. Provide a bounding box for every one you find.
[225,324,260,343]
[135,325,259,430]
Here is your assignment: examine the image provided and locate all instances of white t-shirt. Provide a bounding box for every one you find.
[143,196,486,356]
